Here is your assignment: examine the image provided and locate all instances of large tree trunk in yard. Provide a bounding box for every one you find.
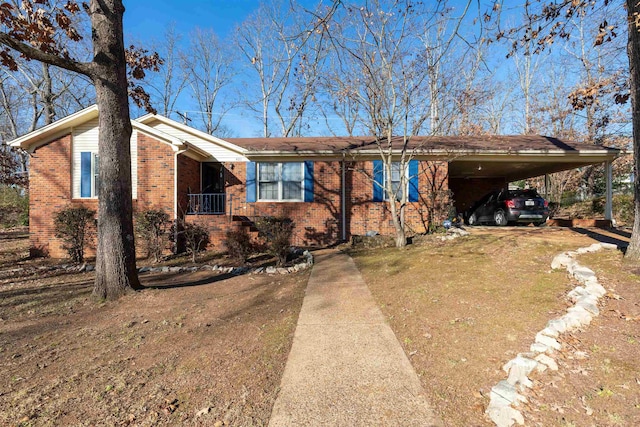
[625,0,640,261]
[90,0,141,299]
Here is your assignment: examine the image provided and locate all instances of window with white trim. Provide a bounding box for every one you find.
[257,162,303,201]
[93,153,100,197]
[384,162,407,201]
[80,151,100,198]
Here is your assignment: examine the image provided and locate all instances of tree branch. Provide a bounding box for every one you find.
[0,33,92,77]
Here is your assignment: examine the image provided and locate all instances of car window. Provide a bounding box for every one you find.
[510,189,541,198]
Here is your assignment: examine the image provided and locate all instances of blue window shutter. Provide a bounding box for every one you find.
[246,162,256,202]
[373,160,383,202]
[408,160,419,202]
[80,152,91,197]
[304,161,314,202]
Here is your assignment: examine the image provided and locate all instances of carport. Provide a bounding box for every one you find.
[445,136,621,219]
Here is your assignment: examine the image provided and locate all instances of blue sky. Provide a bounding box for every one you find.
[123,0,260,41]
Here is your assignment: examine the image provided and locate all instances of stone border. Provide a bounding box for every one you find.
[23,250,314,276]
[438,226,470,241]
[139,250,315,275]
[486,242,618,427]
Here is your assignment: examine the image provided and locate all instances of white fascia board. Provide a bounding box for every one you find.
[132,122,209,160]
[8,104,99,152]
[451,150,620,162]
[135,114,247,155]
[132,121,184,151]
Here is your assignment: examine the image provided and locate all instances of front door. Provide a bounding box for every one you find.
[202,162,224,194]
[202,162,225,214]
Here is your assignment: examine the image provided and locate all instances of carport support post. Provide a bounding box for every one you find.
[544,174,550,199]
[605,161,613,221]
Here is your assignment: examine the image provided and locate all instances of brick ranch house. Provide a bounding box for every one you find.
[9,105,620,258]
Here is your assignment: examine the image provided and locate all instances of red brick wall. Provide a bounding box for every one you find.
[176,155,200,215]
[136,133,175,216]
[199,160,450,249]
[29,132,180,259]
[346,160,450,237]
[29,134,73,257]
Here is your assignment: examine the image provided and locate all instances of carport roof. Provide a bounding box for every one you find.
[226,134,616,154]
[227,135,620,181]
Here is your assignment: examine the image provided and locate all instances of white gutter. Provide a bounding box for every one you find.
[173,146,188,253]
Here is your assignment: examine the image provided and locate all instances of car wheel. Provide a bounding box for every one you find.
[494,209,508,226]
[467,213,477,226]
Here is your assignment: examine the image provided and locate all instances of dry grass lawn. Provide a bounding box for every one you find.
[352,226,640,426]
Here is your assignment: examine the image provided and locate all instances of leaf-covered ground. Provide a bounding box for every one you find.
[0,229,308,427]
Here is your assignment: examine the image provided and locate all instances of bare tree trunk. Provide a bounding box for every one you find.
[90,0,141,299]
[625,0,640,260]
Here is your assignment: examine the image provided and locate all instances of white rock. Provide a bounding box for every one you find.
[576,299,600,316]
[585,283,606,298]
[564,309,592,328]
[530,342,550,354]
[504,356,538,388]
[535,333,562,351]
[534,353,559,371]
[600,242,618,250]
[539,327,559,338]
[551,253,574,270]
[546,318,568,334]
[487,403,525,427]
[572,266,596,283]
[490,380,528,406]
[567,286,589,302]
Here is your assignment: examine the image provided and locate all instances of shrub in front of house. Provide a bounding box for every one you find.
[53,205,96,263]
[135,208,169,263]
[224,228,254,264]
[169,219,211,262]
[255,216,294,267]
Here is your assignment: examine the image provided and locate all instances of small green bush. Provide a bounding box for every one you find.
[53,205,96,263]
[135,208,169,262]
[224,228,254,263]
[255,216,294,267]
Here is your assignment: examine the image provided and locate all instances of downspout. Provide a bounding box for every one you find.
[173,146,188,253]
[341,153,347,242]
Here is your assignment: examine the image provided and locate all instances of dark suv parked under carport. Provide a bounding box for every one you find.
[465,189,549,226]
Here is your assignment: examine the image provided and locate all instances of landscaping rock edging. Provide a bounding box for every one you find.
[439,226,470,241]
[137,250,314,276]
[486,242,618,427]
[29,251,314,277]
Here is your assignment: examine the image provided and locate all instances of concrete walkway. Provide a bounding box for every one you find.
[269,251,442,427]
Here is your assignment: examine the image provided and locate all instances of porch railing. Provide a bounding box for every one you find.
[187,193,225,215]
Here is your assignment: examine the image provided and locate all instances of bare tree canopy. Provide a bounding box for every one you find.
[494,0,639,258]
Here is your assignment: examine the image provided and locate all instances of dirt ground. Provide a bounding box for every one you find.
[352,226,640,427]
[3,226,640,427]
[0,228,308,427]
